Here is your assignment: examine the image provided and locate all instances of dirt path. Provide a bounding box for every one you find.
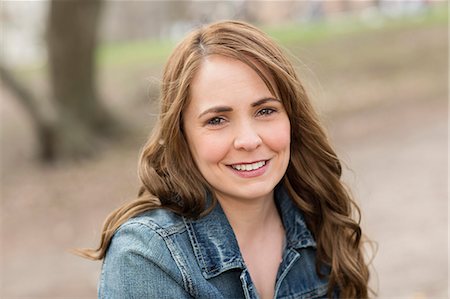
[330,97,448,298]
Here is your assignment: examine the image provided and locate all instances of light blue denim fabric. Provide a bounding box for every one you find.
[99,185,334,298]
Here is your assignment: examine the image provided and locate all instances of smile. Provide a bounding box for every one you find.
[230,160,266,171]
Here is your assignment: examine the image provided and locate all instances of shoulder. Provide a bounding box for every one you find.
[123,207,186,236]
[99,208,191,298]
[109,208,186,255]
[104,208,189,267]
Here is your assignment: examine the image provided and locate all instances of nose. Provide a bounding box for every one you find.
[233,122,262,151]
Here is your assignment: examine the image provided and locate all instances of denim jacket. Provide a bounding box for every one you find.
[99,186,333,298]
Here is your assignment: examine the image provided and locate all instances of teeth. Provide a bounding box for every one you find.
[231,161,266,171]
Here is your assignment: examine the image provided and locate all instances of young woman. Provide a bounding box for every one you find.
[79,20,370,298]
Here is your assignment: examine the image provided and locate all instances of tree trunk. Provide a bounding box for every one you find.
[46,0,119,159]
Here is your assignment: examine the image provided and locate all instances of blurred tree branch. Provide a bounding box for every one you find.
[0,66,57,161]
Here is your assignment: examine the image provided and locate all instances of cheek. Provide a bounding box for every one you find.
[264,119,291,153]
[189,133,230,166]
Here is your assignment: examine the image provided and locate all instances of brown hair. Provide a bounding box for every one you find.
[78,20,370,298]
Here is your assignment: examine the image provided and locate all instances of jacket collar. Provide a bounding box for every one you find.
[275,185,316,250]
[183,184,316,279]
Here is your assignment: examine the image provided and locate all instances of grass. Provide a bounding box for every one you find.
[263,2,447,45]
[97,3,447,68]
[97,39,174,68]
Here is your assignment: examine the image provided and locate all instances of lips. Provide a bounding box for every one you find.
[227,159,270,178]
[230,160,266,171]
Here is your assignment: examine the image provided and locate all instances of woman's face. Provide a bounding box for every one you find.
[183,55,290,204]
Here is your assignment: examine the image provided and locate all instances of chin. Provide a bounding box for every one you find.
[225,184,278,201]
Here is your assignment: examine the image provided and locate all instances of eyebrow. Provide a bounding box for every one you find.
[198,106,233,119]
[251,97,281,107]
[198,97,281,119]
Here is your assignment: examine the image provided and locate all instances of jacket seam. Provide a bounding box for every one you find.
[183,218,208,274]
[122,217,186,237]
[116,221,193,295]
[131,221,195,296]
[164,235,196,296]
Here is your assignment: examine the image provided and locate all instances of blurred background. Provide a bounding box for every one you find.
[0,0,447,298]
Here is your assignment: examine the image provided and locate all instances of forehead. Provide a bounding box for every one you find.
[187,55,275,109]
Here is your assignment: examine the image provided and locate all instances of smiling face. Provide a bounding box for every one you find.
[183,55,291,204]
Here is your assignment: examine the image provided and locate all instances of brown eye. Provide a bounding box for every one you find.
[207,117,226,126]
[257,108,276,117]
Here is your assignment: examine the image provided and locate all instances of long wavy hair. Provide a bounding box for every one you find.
[78,20,370,298]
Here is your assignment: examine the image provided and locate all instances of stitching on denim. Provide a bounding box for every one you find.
[98,260,107,298]
[298,284,328,299]
[125,217,186,237]
[239,270,252,299]
[183,217,208,274]
[118,214,197,294]
[275,283,327,299]
[274,249,301,298]
[164,234,196,296]
[119,221,195,295]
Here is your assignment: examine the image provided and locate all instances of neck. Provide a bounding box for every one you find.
[215,191,282,244]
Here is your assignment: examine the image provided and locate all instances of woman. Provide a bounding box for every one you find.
[80,20,370,298]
